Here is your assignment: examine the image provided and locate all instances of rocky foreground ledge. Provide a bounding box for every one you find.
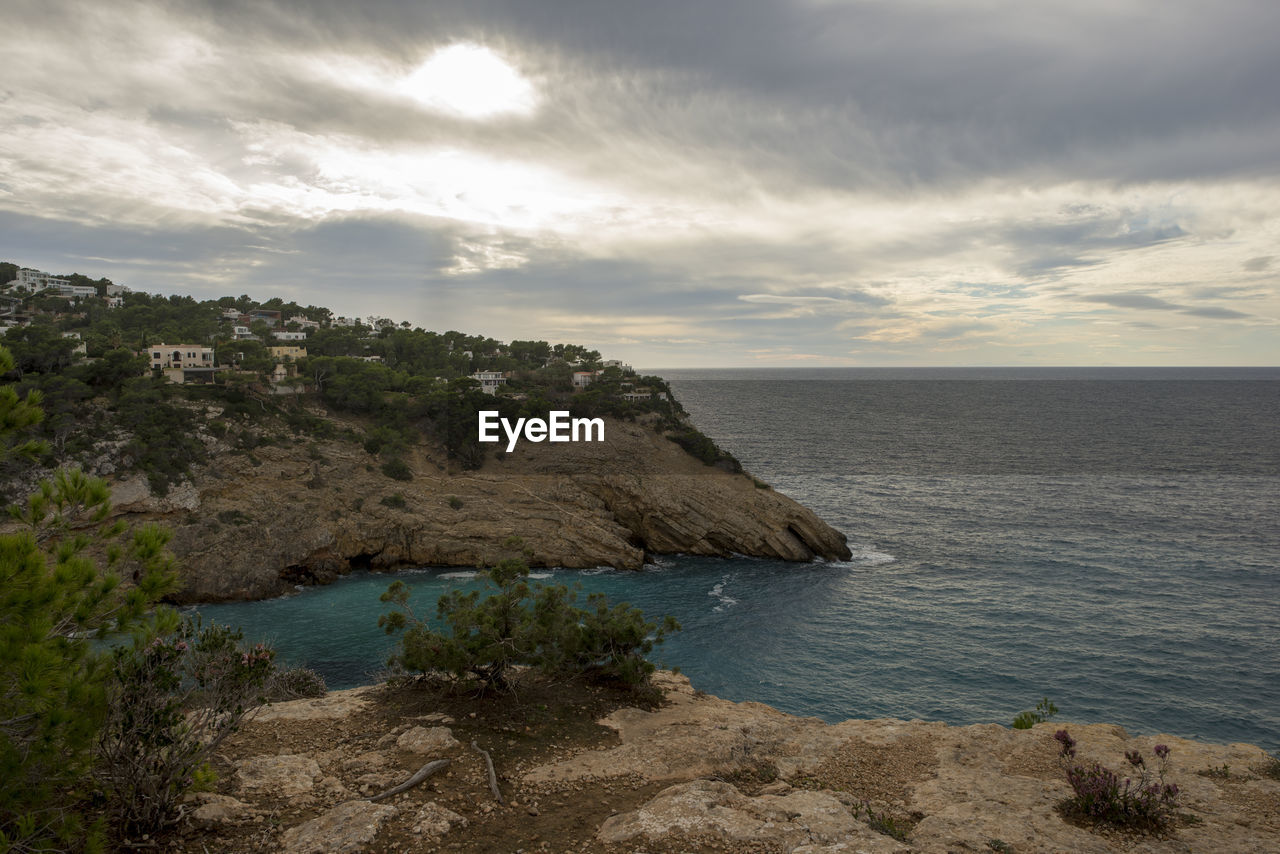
[181,673,1279,854]
[104,415,851,602]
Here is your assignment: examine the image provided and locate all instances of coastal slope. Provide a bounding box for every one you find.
[107,415,851,602]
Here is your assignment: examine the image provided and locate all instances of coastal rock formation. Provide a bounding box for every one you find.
[108,415,851,602]
[191,675,1280,854]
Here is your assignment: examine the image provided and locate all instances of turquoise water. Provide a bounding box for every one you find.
[197,370,1280,753]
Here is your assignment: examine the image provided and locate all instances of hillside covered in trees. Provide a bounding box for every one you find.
[0,262,739,499]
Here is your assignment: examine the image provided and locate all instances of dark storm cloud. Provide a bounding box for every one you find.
[147,0,1280,190]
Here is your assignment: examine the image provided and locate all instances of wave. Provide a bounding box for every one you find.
[708,574,740,612]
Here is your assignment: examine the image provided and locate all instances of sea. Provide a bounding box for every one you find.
[196,368,1280,753]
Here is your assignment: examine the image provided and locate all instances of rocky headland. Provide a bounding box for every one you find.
[182,672,1280,854]
[101,412,851,602]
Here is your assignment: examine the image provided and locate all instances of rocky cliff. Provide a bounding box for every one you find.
[186,674,1280,853]
[106,414,851,602]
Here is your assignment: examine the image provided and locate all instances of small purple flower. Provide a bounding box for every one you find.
[1153,744,1170,760]
[1054,729,1077,758]
[1125,749,1145,768]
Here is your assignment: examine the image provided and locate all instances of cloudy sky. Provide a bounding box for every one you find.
[3,0,1278,366]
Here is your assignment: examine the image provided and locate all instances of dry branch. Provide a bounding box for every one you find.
[368,758,451,802]
[472,740,505,804]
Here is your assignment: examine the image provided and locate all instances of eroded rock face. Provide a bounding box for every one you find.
[278,800,398,854]
[106,417,850,602]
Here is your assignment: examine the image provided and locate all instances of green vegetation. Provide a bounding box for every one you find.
[380,456,412,481]
[97,618,274,835]
[1011,696,1058,729]
[378,558,680,691]
[0,345,282,849]
[1,259,736,493]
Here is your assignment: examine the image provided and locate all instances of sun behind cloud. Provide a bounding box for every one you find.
[397,43,538,119]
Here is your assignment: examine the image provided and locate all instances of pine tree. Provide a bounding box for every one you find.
[0,344,178,853]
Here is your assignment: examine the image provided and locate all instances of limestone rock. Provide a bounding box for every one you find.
[396,725,460,755]
[340,750,390,774]
[525,671,929,784]
[524,672,1280,853]
[236,754,321,796]
[598,779,906,852]
[279,800,398,854]
[112,416,850,603]
[187,793,261,827]
[254,686,375,722]
[410,801,468,837]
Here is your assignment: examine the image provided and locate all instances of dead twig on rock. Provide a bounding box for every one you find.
[368,758,450,803]
[472,740,505,804]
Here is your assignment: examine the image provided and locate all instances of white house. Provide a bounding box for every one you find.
[287,315,321,330]
[333,316,360,327]
[15,268,71,290]
[148,344,214,370]
[470,371,508,394]
[105,283,131,297]
[147,344,223,384]
[272,330,308,342]
[572,371,595,389]
[50,283,97,300]
[602,359,633,373]
[232,326,257,340]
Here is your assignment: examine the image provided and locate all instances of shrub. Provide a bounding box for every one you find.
[1012,696,1058,729]
[0,468,178,853]
[378,558,679,691]
[1053,729,1181,832]
[95,618,275,835]
[265,666,328,701]
[666,426,742,472]
[380,493,407,509]
[447,495,463,510]
[380,457,412,481]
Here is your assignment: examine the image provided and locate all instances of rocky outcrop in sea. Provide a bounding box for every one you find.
[106,415,851,601]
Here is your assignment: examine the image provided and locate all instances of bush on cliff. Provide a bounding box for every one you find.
[378,558,680,691]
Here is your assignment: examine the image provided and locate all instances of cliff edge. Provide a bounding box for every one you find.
[107,414,851,602]
[185,673,1280,853]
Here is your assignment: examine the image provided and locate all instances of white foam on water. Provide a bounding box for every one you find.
[825,544,897,569]
[708,574,740,612]
[579,566,617,575]
[438,570,478,579]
